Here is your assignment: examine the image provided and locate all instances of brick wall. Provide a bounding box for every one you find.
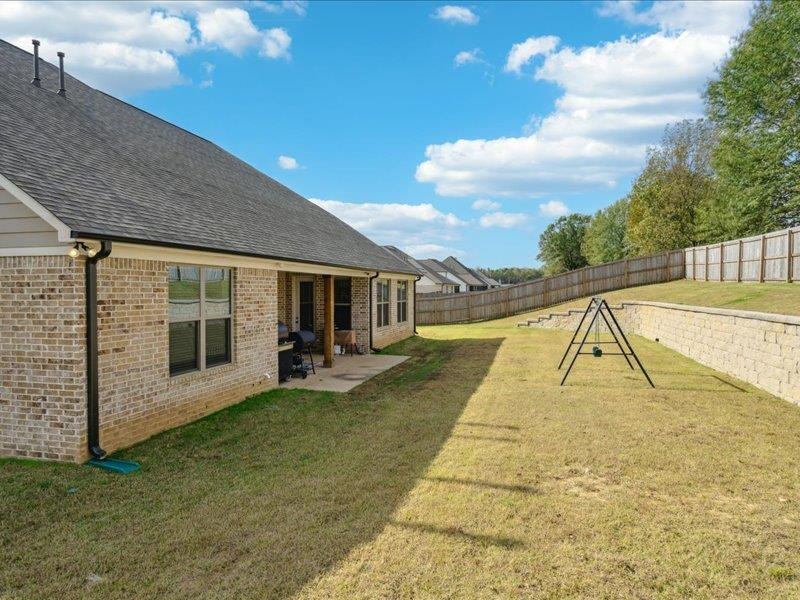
[529,301,800,406]
[351,276,370,352]
[277,271,291,326]
[372,277,416,349]
[0,256,86,461]
[96,258,279,456]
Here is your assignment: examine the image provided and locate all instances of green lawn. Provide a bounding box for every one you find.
[3,318,800,598]
[522,279,800,320]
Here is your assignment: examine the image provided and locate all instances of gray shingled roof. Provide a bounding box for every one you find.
[417,259,462,285]
[442,256,487,287]
[383,246,440,280]
[0,40,414,274]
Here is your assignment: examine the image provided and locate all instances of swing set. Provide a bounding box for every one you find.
[557,296,654,388]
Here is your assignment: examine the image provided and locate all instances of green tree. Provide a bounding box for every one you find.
[582,198,630,265]
[537,214,591,275]
[476,267,543,284]
[626,119,716,254]
[704,0,800,237]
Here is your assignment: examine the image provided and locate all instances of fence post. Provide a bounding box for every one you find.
[759,234,767,282]
[692,247,696,280]
[719,243,724,281]
[786,229,793,283]
[624,258,630,287]
[737,239,743,282]
[704,245,709,281]
[505,287,510,317]
[467,292,472,322]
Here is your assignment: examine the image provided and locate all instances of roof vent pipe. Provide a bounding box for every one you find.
[57,51,66,97]
[31,39,41,86]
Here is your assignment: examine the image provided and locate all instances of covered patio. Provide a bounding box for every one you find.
[283,353,410,392]
[276,270,372,371]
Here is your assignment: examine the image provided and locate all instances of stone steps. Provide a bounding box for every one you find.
[516,304,626,328]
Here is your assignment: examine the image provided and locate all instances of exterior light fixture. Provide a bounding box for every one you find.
[68,242,98,258]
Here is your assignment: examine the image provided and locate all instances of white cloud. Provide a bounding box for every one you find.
[8,36,183,96]
[454,49,482,67]
[416,1,754,197]
[310,199,466,252]
[431,5,479,25]
[479,211,529,228]
[253,1,308,16]
[471,199,501,211]
[277,155,301,170]
[598,0,753,35]
[403,243,465,259]
[197,8,262,55]
[538,200,570,217]
[0,1,298,97]
[261,27,292,59]
[199,61,214,88]
[503,35,560,74]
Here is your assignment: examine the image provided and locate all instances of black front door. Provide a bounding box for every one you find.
[299,280,314,331]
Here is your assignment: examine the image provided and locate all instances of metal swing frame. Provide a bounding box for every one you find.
[557,296,654,387]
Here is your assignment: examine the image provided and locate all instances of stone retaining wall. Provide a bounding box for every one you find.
[529,301,800,406]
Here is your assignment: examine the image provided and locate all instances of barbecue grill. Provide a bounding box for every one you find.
[289,330,316,377]
[277,321,316,380]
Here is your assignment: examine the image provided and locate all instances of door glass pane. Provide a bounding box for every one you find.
[168,266,200,320]
[169,321,198,375]
[334,278,351,303]
[206,318,231,367]
[334,305,352,330]
[299,281,314,331]
[205,268,231,317]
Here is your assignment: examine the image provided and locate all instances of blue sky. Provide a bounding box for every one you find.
[1,1,753,267]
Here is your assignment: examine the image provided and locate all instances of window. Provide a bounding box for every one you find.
[168,266,232,376]
[334,277,352,330]
[376,279,390,328]
[397,280,408,323]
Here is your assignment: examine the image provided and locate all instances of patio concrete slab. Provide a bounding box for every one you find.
[283,354,410,392]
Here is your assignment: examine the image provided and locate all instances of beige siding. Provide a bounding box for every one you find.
[0,187,59,248]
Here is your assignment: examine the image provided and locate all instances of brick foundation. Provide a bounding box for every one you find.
[2,256,414,462]
[0,256,86,461]
[96,259,279,457]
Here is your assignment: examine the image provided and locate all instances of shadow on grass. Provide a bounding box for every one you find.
[0,335,503,599]
[424,475,539,495]
[456,421,520,431]
[388,520,525,549]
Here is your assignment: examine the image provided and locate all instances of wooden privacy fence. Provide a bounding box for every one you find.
[416,250,685,325]
[684,226,800,283]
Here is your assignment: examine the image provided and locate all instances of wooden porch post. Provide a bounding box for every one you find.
[323,274,334,368]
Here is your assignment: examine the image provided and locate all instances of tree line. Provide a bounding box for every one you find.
[537,0,799,276]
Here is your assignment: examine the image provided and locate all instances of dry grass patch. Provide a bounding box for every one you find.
[3,319,800,598]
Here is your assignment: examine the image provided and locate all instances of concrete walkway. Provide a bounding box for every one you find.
[283,353,410,392]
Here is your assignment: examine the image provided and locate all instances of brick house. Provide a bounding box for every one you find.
[0,40,419,462]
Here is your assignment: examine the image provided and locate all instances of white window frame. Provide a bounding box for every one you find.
[397,280,408,323]
[376,279,390,328]
[168,265,234,376]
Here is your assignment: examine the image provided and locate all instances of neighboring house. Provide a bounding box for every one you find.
[417,259,464,294]
[0,40,419,463]
[441,256,499,292]
[383,246,458,294]
[474,270,502,288]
